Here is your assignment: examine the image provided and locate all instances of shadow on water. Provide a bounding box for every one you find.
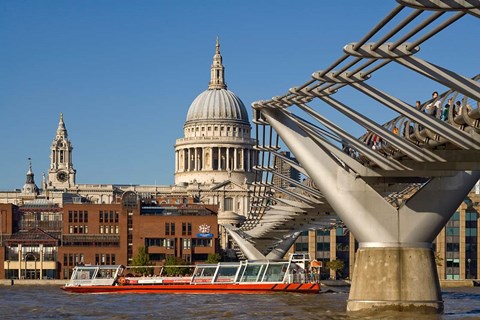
[0,286,478,319]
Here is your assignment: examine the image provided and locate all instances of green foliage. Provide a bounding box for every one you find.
[206,253,221,264]
[131,246,153,275]
[163,256,193,276]
[435,251,444,267]
[325,259,345,279]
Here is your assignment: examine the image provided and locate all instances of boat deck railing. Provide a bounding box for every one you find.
[66,253,315,286]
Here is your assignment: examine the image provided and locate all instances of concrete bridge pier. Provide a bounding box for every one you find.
[347,246,442,312]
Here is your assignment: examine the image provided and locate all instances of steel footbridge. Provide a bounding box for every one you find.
[226,0,480,313]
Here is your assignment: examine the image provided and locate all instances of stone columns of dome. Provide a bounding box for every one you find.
[178,150,181,172]
[175,151,178,173]
[205,148,211,170]
[225,147,232,171]
[190,148,194,171]
[219,147,224,170]
[234,148,238,171]
[212,148,217,170]
[184,149,187,172]
[194,148,198,171]
[183,148,187,171]
[198,148,203,170]
[240,148,244,171]
[246,148,251,172]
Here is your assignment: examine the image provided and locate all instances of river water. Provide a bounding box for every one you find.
[0,286,479,319]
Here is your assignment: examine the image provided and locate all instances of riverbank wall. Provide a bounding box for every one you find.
[0,279,67,286]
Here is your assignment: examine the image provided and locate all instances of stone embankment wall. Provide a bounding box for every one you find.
[0,279,67,286]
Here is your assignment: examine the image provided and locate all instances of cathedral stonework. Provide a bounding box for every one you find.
[48,113,76,189]
[174,37,256,186]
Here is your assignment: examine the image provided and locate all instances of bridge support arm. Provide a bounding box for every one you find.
[266,232,302,260]
[223,226,267,260]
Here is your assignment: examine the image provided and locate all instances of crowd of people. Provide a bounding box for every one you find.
[421,90,475,121]
[353,90,479,155]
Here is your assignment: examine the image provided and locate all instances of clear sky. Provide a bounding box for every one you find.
[1,1,478,190]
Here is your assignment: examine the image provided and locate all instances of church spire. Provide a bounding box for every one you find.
[22,157,39,195]
[208,36,227,90]
[49,113,76,188]
[56,113,68,139]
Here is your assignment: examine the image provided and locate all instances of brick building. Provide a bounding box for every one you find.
[0,193,218,280]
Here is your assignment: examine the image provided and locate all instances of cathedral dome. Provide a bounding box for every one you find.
[185,89,249,125]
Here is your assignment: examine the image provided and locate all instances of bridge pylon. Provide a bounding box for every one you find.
[259,106,479,312]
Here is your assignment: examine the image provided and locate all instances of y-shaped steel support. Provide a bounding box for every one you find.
[261,106,480,312]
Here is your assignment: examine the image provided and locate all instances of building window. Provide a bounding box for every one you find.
[68,211,73,223]
[84,211,88,222]
[165,239,175,249]
[192,238,212,247]
[183,238,191,249]
[73,211,78,223]
[224,198,233,211]
[187,223,192,236]
[99,211,103,223]
[165,223,170,236]
[100,226,104,234]
[171,223,175,236]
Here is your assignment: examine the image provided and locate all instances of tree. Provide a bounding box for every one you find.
[435,251,444,267]
[163,256,192,276]
[325,259,345,280]
[206,253,221,264]
[131,246,153,276]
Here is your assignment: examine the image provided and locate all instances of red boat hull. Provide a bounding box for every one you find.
[62,283,320,294]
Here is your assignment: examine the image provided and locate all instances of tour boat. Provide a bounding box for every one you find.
[62,253,320,294]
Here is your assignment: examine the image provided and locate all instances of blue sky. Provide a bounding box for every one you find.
[1,1,478,190]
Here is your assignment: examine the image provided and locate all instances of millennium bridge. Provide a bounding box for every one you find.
[226,0,480,313]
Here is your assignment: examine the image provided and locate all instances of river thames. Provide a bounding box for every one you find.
[0,286,479,319]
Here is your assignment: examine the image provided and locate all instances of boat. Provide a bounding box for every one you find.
[62,253,320,294]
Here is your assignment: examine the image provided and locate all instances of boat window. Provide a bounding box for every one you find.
[240,264,263,282]
[74,268,96,280]
[262,263,287,282]
[217,266,238,277]
[192,266,217,283]
[215,265,238,283]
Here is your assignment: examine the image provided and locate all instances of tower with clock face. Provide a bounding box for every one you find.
[48,113,76,189]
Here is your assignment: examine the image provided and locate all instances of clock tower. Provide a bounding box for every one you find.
[48,113,76,188]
